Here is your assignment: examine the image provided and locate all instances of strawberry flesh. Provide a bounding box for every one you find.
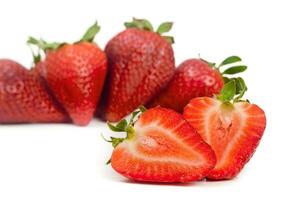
[183,97,266,179]
[111,107,216,183]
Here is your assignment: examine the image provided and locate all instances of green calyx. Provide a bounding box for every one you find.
[124,18,174,44]
[27,21,100,64]
[217,77,248,103]
[200,55,249,103]
[79,21,100,43]
[102,106,147,164]
[201,55,248,75]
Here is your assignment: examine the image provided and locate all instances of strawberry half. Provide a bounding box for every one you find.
[104,106,216,183]
[28,22,107,126]
[183,80,266,180]
[149,56,247,113]
[99,18,175,122]
[0,59,68,123]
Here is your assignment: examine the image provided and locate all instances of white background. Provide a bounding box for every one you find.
[0,0,280,199]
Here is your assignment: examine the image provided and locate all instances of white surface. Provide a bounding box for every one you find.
[0,0,280,199]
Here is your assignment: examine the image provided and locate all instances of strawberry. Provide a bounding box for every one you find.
[99,18,175,122]
[28,22,107,126]
[104,106,216,183]
[0,59,68,123]
[148,56,248,113]
[183,80,266,180]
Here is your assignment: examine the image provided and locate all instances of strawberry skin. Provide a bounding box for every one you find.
[110,107,216,183]
[100,28,175,122]
[148,59,224,112]
[0,59,68,123]
[42,42,107,126]
[183,97,266,179]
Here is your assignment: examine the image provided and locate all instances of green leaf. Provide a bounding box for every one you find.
[234,77,247,101]
[107,122,124,132]
[219,56,242,67]
[217,80,236,102]
[138,105,147,113]
[137,18,154,31]
[124,18,154,31]
[129,110,140,124]
[110,137,125,148]
[156,22,173,34]
[223,76,231,84]
[222,65,247,74]
[116,119,128,130]
[80,21,100,42]
[163,36,174,44]
[27,36,61,52]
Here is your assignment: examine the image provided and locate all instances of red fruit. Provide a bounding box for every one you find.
[105,107,216,183]
[183,81,266,180]
[0,59,68,123]
[99,18,175,122]
[148,56,247,113]
[29,22,107,126]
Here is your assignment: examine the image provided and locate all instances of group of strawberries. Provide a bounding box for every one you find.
[0,18,266,183]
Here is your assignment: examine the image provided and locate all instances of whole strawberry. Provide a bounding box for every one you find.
[148,56,247,112]
[0,59,68,123]
[99,18,175,122]
[183,79,266,179]
[28,22,107,126]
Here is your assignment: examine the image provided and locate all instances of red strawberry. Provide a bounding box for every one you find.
[99,18,175,122]
[148,56,247,113]
[104,106,216,183]
[0,59,68,123]
[28,22,107,126]
[183,80,266,179]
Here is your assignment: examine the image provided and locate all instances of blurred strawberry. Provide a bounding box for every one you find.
[99,18,175,122]
[0,59,68,123]
[28,22,107,126]
[148,56,247,112]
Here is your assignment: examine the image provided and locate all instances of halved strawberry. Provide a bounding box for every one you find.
[183,80,266,180]
[104,106,216,183]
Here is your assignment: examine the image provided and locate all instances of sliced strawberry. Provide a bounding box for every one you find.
[183,80,266,180]
[105,107,216,183]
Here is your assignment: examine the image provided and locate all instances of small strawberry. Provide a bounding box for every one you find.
[28,22,107,126]
[99,18,175,122]
[103,106,216,183]
[183,79,266,180]
[0,59,68,123]
[148,56,248,112]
